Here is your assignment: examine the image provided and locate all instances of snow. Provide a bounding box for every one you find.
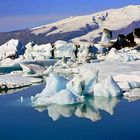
[94,76,122,97]
[54,40,76,58]
[31,5,140,43]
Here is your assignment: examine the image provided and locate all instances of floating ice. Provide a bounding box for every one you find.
[54,40,76,58]
[0,75,42,90]
[94,76,122,97]
[106,48,140,62]
[44,89,84,105]
[24,42,53,60]
[114,74,140,91]
[124,88,140,102]
[66,69,98,96]
[42,73,68,97]
[0,39,25,61]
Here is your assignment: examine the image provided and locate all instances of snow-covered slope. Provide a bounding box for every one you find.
[31,5,140,43]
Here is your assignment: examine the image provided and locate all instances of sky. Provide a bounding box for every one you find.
[0,0,140,32]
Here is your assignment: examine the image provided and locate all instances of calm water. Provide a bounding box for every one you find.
[0,83,140,140]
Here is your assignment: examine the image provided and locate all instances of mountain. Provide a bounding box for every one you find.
[0,5,140,45]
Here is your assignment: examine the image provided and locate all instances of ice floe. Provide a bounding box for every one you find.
[0,75,42,90]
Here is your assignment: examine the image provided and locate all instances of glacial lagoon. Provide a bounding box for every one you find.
[0,83,139,140]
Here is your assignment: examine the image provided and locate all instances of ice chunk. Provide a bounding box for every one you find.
[106,48,140,62]
[93,44,109,54]
[114,74,140,91]
[24,42,53,60]
[54,40,76,58]
[39,73,68,97]
[66,69,98,96]
[77,42,90,62]
[0,75,42,90]
[94,76,122,97]
[0,39,25,61]
[44,89,84,105]
[66,75,83,96]
[20,63,45,75]
[124,88,140,102]
[82,69,99,95]
[100,29,112,45]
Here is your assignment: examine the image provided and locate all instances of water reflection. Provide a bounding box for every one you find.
[34,96,122,122]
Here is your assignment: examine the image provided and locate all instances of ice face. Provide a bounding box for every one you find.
[0,39,25,61]
[66,68,99,96]
[41,73,68,97]
[54,40,76,58]
[24,42,53,60]
[94,76,122,97]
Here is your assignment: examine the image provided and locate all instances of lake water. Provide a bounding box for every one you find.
[0,83,140,140]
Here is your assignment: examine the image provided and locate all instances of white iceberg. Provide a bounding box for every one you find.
[0,39,25,61]
[54,40,76,58]
[24,42,53,60]
[66,75,83,96]
[66,69,98,96]
[94,76,122,97]
[44,89,84,105]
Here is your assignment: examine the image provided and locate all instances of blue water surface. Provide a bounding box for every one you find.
[0,83,140,140]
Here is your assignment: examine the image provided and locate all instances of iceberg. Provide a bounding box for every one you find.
[0,39,25,61]
[54,40,76,58]
[94,76,122,97]
[44,89,84,105]
[32,73,85,106]
[66,69,98,96]
[24,42,53,60]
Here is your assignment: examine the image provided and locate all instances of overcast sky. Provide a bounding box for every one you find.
[0,0,139,32]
